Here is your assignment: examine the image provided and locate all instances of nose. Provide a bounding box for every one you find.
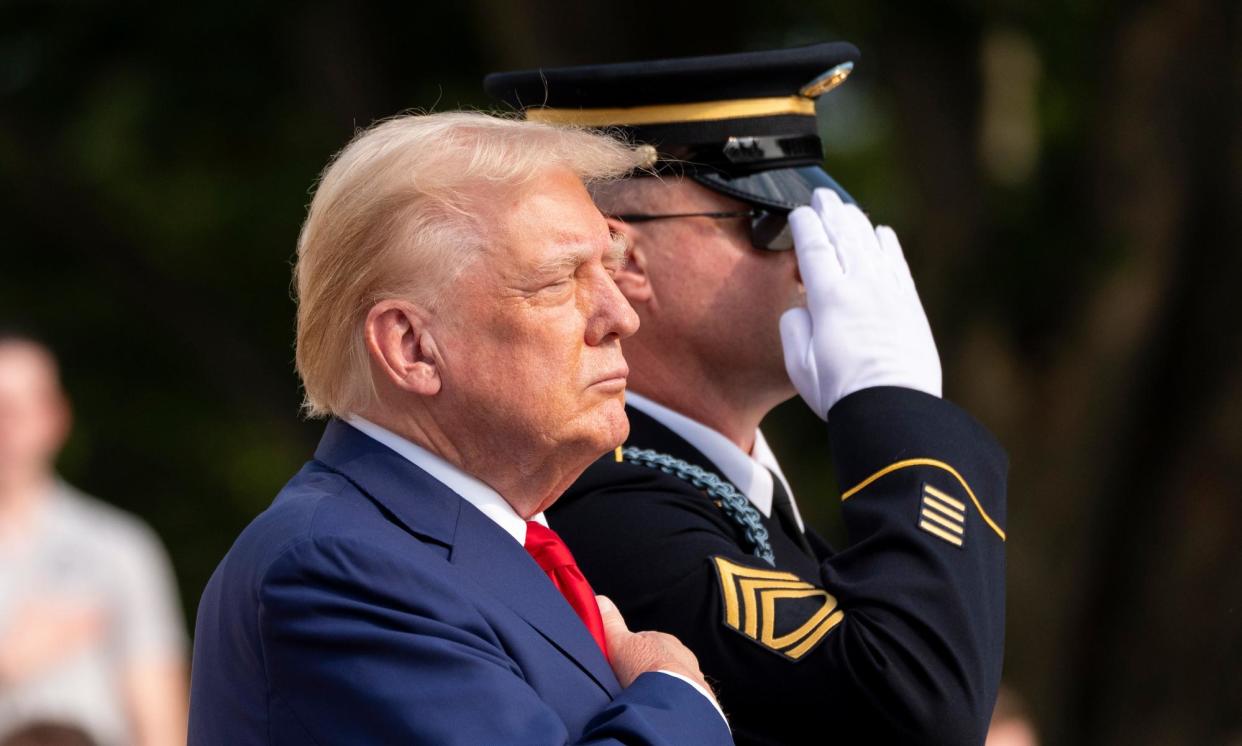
[584,269,640,346]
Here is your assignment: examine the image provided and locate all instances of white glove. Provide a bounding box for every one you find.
[780,188,942,420]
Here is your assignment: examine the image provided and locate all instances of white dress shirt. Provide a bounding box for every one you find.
[344,415,727,726]
[626,392,805,532]
[346,415,547,543]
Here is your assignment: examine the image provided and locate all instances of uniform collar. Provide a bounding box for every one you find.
[625,392,803,530]
[346,415,547,546]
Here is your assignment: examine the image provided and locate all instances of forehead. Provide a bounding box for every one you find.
[482,168,612,264]
[0,343,61,396]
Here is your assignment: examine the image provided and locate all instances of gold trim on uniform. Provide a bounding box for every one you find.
[921,508,964,533]
[919,483,967,547]
[923,483,965,512]
[920,520,965,546]
[711,556,843,661]
[798,61,854,98]
[524,96,817,127]
[840,458,1006,541]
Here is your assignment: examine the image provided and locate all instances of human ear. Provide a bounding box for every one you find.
[363,300,442,396]
[607,217,652,304]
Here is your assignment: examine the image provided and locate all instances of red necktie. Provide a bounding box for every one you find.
[523,521,609,659]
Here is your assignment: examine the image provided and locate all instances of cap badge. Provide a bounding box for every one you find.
[799,62,854,98]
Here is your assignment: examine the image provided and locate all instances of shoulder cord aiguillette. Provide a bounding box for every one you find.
[621,446,775,566]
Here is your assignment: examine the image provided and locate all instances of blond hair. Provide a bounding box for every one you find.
[294,111,644,419]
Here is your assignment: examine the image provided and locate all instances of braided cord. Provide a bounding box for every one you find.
[622,447,775,566]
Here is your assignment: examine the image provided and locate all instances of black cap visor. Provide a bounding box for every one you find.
[693,164,854,213]
[692,165,854,250]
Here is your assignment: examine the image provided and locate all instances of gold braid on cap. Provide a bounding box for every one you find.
[525,96,817,127]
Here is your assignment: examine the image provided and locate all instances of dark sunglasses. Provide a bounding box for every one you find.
[607,208,793,251]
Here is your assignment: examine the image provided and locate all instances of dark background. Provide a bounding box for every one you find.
[3,1,1239,743]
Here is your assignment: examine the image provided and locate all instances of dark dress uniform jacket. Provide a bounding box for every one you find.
[549,387,1008,746]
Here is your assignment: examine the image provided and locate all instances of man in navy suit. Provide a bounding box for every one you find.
[187,112,731,745]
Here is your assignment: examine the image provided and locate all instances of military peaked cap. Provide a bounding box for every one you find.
[483,43,860,218]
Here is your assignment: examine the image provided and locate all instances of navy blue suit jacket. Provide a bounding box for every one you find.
[188,419,730,745]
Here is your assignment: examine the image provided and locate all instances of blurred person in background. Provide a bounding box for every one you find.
[0,721,97,746]
[488,43,1008,745]
[0,333,188,746]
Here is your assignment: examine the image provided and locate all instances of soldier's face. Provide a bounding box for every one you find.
[434,167,639,476]
[624,179,803,395]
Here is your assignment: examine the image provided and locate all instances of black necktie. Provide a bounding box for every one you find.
[768,467,814,557]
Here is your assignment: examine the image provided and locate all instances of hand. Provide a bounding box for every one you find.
[0,598,105,684]
[598,595,715,698]
[780,188,941,420]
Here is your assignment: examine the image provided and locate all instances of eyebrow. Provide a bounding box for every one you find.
[530,234,628,277]
[605,231,629,267]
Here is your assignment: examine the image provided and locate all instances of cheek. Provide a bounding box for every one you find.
[470,314,588,400]
[502,315,585,372]
[0,406,61,460]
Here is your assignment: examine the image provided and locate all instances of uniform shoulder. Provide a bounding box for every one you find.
[563,452,710,503]
[551,452,746,564]
[556,453,732,532]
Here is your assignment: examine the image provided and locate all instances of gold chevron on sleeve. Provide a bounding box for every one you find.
[920,483,967,547]
[711,556,843,661]
[840,457,1006,541]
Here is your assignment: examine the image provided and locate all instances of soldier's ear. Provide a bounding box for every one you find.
[607,217,652,304]
[364,300,442,397]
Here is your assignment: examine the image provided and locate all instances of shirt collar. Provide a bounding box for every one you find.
[346,415,547,545]
[625,392,803,530]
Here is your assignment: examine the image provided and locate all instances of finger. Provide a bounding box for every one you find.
[840,204,883,272]
[876,225,916,293]
[810,185,843,214]
[789,206,842,307]
[779,308,824,418]
[596,595,630,637]
[809,189,849,273]
[873,224,904,283]
[813,188,873,275]
[779,308,812,372]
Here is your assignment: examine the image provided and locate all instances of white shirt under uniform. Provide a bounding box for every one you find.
[625,392,806,532]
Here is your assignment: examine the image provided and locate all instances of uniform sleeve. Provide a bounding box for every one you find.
[257,536,730,746]
[553,387,1006,746]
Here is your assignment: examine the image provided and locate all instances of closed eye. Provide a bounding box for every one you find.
[536,276,574,297]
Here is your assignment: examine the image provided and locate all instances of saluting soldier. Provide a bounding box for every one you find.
[486,43,1008,746]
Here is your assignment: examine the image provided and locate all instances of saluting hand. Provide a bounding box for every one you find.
[780,188,942,420]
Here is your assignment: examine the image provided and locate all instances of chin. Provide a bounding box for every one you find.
[583,397,630,453]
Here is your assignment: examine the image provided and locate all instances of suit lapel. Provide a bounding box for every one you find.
[313,419,619,696]
[449,508,620,696]
[313,418,461,546]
